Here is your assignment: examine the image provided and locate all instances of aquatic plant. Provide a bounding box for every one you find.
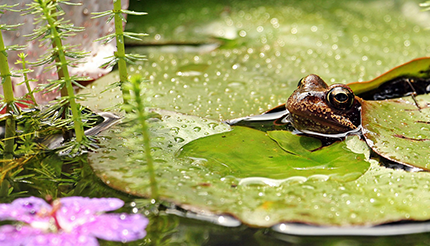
[0,196,148,245]
[0,0,149,189]
[92,0,147,105]
[25,0,89,147]
[0,0,156,242]
[93,1,158,199]
[123,76,159,200]
[0,4,23,160]
[1,1,121,103]
[15,53,38,106]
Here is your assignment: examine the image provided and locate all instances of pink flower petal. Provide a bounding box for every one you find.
[0,197,51,224]
[0,225,99,246]
[56,197,124,231]
[80,213,148,242]
[0,225,39,246]
[0,196,147,245]
[26,232,99,246]
[59,197,124,213]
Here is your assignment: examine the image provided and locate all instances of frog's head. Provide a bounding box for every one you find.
[286,74,361,134]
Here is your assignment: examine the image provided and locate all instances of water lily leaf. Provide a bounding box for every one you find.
[179,128,369,181]
[361,94,430,169]
[89,109,231,195]
[268,130,322,154]
[89,109,430,228]
[348,57,430,95]
[85,0,430,229]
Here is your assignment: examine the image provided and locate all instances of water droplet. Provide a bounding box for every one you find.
[174,137,185,143]
[208,122,218,129]
[122,229,129,236]
[193,127,201,132]
[170,127,180,134]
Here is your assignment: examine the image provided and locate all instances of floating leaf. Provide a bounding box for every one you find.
[84,0,430,230]
[348,57,430,95]
[361,94,430,169]
[179,127,370,181]
[88,109,430,227]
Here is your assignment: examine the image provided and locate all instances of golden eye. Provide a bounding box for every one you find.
[297,78,304,87]
[327,86,354,110]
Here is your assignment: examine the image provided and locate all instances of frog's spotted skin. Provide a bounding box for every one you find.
[286,74,361,134]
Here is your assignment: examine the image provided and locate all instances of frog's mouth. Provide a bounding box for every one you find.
[296,126,362,139]
[289,112,360,135]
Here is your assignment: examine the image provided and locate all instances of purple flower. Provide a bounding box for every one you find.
[0,197,148,246]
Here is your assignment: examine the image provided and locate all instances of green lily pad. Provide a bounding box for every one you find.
[89,109,430,227]
[179,127,369,181]
[361,94,430,170]
[84,0,430,229]
[118,0,430,123]
[348,57,430,95]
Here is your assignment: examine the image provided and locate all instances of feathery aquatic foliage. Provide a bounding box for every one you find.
[92,0,147,104]
[0,3,24,161]
[24,0,90,150]
[122,76,159,200]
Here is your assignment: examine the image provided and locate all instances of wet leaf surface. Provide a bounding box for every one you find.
[348,57,430,95]
[89,109,430,227]
[84,0,430,230]
[361,94,430,170]
[179,127,369,181]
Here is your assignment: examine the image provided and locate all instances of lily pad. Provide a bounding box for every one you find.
[361,94,430,170]
[89,108,430,227]
[85,0,430,230]
[348,57,430,95]
[121,0,430,123]
[179,127,369,181]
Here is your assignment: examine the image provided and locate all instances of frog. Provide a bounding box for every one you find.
[286,74,361,135]
[226,74,362,136]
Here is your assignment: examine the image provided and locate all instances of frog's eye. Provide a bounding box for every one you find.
[327,86,354,110]
[297,78,304,87]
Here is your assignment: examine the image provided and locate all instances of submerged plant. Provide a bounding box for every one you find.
[123,76,159,200]
[92,0,147,105]
[0,4,24,160]
[0,196,148,245]
[24,0,89,148]
[93,1,158,199]
[15,53,38,106]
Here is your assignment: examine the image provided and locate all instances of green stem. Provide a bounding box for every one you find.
[0,27,16,160]
[41,0,85,142]
[18,54,38,106]
[131,77,158,200]
[49,2,70,140]
[113,0,130,105]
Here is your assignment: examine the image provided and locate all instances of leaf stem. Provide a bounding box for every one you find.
[0,27,16,160]
[113,0,130,105]
[40,0,85,142]
[130,76,158,200]
[17,53,38,106]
